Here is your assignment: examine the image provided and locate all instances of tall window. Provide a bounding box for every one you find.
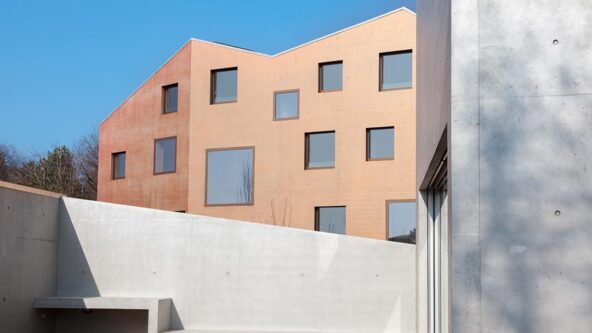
[206,147,254,206]
[387,200,416,244]
[380,50,413,90]
[154,137,176,174]
[274,90,299,120]
[162,83,178,114]
[112,152,126,180]
[305,131,335,169]
[319,61,343,92]
[367,127,394,160]
[315,206,346,234]
[211,67,238,104]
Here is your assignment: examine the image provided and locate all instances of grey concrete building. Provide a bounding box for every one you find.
[416,0,592,332]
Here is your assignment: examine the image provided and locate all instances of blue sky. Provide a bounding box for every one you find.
[0,0,415,155]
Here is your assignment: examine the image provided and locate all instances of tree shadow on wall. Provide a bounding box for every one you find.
[473,2,592,331]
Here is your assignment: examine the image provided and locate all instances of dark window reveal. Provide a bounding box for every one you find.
[154,137,176,174]
[163,84,178,113]
[211,67,238,104]
[319,61,343,92]
[305,131,335,169]
[380,50,412,90]
[315,206,346,234]
[112,152,126,179]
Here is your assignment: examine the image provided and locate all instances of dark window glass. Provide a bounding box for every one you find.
[163,84,178,113]
[388,201,416,244]
[306,132,335,169]
[367,127,394,160]
[319,61,342,92]
[112,152,126,179]
[274,91,299,120]
[381,51,412,90]
[206,148,254,205]
[316,206,346,234]
[211,68,237,103]
[154,137,176,174]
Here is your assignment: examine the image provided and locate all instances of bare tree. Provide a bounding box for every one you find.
[236,160,253,204]
[16,146,81,196]
[259,196,291,227]
[74,129,98,200]
[0,144,23,182]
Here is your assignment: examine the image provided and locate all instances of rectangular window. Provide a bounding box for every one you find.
[162,83,178,113]
[315,206,346,234]
[206,147,254,206]
[305,131,335,169]
[319,61,343,92]
[380,50,412,90]
[154,137,176,174]
[111,152,126,180]
[211,67,238,104]
[387,200,416,244]
[274,90,299,120]
[367,127,394,160]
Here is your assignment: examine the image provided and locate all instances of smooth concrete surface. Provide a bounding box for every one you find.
[0,184,61,332]
[417,0,592,332]
[415,1,451,332]
[57,197,416,332]
[35,297,171,333]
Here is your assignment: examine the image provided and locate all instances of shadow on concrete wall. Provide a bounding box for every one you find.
[476,2,592,331]
[57,202,186,329]
[57,204,100,297]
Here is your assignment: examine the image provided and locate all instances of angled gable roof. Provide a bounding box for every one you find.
[101,7,415,124]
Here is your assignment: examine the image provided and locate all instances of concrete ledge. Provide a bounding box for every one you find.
[0,180,64,198]
[164,330,340,333]
[35,297,171,333]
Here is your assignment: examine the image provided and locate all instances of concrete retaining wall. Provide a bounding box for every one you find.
[0,183,61,332]
[57,197,416,332]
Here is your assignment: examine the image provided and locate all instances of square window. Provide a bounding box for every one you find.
[380,50,412,90]
[211,67,238,104]
[315,206,346,234]
[367,127,394,160]
[387,201,416,244]
[305,131,335,169]
[274,90,299,120]
[206,147,254,205]
[112,152,126,180]
[162,84,178,113]
[154,137,176,174]
[319,61,343,92]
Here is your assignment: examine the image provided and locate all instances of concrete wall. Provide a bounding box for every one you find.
[0,183,61,332]
[417,0,592,332]
[99,9,417,240]
[415,1,451,332]
[57,197,416,332]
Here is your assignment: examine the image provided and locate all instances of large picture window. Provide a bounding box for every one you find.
[206,147,254,205]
